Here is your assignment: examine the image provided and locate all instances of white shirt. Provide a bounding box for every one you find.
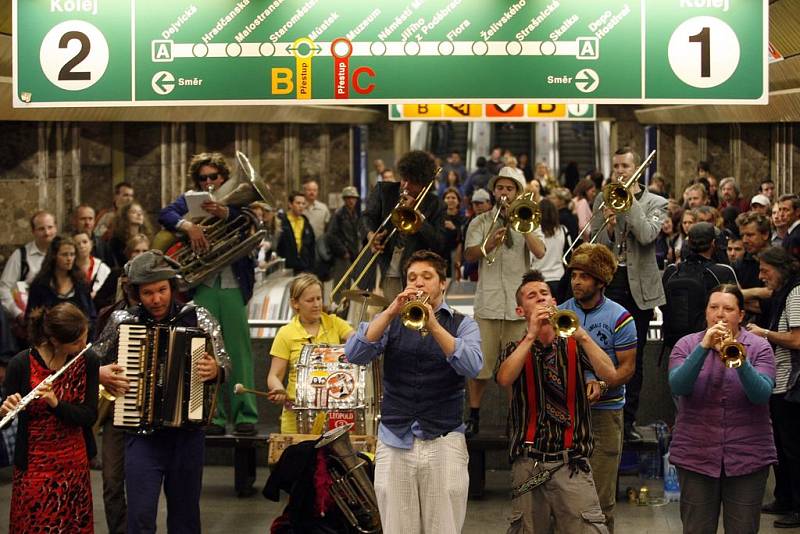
[303,200,330,239]
[531,225,567,283]
[0,241,48,318]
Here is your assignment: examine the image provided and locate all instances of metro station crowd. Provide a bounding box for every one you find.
[0,145,798,533]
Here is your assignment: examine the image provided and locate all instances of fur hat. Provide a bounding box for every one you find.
[488,166,526,195]
[567,243,618,285]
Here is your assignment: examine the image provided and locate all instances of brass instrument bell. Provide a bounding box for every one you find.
[390,191,427,234]
[508,192,542,233]
[602,181,634,213]
[719,324,746,368]
[480,192,541,265]
[400,291,431,336]
[549,307,579,338]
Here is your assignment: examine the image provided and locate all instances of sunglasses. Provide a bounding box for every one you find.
[198,172,220,182]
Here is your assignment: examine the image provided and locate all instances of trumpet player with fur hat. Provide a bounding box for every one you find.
[463,166,546,437]
[559,244,638,533]
[345,250,482,534]
[496,269,619,534]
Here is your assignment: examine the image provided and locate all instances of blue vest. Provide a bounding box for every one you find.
[381,311,466,438]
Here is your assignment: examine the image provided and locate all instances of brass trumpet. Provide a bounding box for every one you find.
[549,306,579,338]
[718,323,746,368]
[400,291,431,336]
[331,171,440,300]
[562,150,657,264]
[480,192,541,265]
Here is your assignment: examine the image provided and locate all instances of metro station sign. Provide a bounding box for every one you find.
[389,103,596,121]
[13,0,767,108]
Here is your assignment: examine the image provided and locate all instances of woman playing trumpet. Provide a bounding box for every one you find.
[1,302,98,533]
[267,273,353,433]
[668,284,777,534]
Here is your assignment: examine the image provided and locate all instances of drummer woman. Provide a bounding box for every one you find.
[1,302,98,533]
[266,273,353,432]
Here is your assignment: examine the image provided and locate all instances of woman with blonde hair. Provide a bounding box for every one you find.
[266,273,354,432]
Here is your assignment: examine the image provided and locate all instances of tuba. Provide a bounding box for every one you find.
[400,291,431,336]
[155,151,272,288]
[316,424,382,533]
[549,306,579,338]
[718,323,746,368]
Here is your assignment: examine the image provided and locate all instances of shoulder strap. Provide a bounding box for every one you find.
[564,337,577,449]
[18,245,28,282]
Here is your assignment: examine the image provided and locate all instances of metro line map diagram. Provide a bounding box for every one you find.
[14,0,767,107]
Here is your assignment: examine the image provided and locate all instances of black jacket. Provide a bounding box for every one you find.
[276,212,316,273]
[3,348,99,470]
[326,206,362,260]
[361,182,446,274]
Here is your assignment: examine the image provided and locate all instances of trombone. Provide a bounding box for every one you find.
[480,192,541,265]
[331,171,439,299]
[562,150,657,264]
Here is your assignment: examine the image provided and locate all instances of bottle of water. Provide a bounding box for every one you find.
[663,452,680,502]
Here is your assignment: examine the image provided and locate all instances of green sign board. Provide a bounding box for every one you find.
[13,0,767,107]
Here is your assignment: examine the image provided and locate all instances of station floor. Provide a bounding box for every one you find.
[0,465,789,533]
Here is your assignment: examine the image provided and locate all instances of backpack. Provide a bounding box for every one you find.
[17,245,29,282]
[661,260,722,348]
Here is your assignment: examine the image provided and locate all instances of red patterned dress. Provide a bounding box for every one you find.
[9,350,94,533]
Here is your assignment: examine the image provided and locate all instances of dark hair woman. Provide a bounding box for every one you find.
[669,284,776,533]
[531,198,568,301]
[25,235,96,339]
[1,302,98,533]
[442,187,466,280]
[107,201,153,269]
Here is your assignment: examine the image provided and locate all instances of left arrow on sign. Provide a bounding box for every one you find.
[152,71,176,95]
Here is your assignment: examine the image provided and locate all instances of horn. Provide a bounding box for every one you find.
[316,424,382,533]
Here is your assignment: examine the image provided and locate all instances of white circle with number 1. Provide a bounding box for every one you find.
[668,16,740,89]
[40,20,109,91]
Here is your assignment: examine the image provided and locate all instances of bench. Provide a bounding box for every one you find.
[205,433,271,497]
[466,426,509,499]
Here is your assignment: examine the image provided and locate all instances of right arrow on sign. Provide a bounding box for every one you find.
[575,69,599,93]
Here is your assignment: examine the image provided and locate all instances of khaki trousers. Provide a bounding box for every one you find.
[374,432,469,534]
[508,456,608,533]
[588,408,623,533]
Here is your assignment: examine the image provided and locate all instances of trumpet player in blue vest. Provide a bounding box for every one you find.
[345,250,483,534]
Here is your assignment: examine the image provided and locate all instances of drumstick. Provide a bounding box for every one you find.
[233,383,284,399]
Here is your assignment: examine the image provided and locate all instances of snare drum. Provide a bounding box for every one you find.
[294,344,380,435]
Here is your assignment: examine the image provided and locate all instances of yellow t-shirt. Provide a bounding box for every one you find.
[286,212,305,253]
[270,312,353,433]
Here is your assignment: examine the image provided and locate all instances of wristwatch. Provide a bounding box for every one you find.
[597,380,609,394]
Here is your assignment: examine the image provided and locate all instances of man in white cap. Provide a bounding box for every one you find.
[750,194,771,217]
[463,166,546,436]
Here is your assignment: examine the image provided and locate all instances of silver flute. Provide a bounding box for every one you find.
[0,343,92,430]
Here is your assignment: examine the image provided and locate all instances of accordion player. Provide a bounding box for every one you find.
[113,323,216,432]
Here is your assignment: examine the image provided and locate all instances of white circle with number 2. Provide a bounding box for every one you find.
[668,16,740,89]
[40,20,109,91]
